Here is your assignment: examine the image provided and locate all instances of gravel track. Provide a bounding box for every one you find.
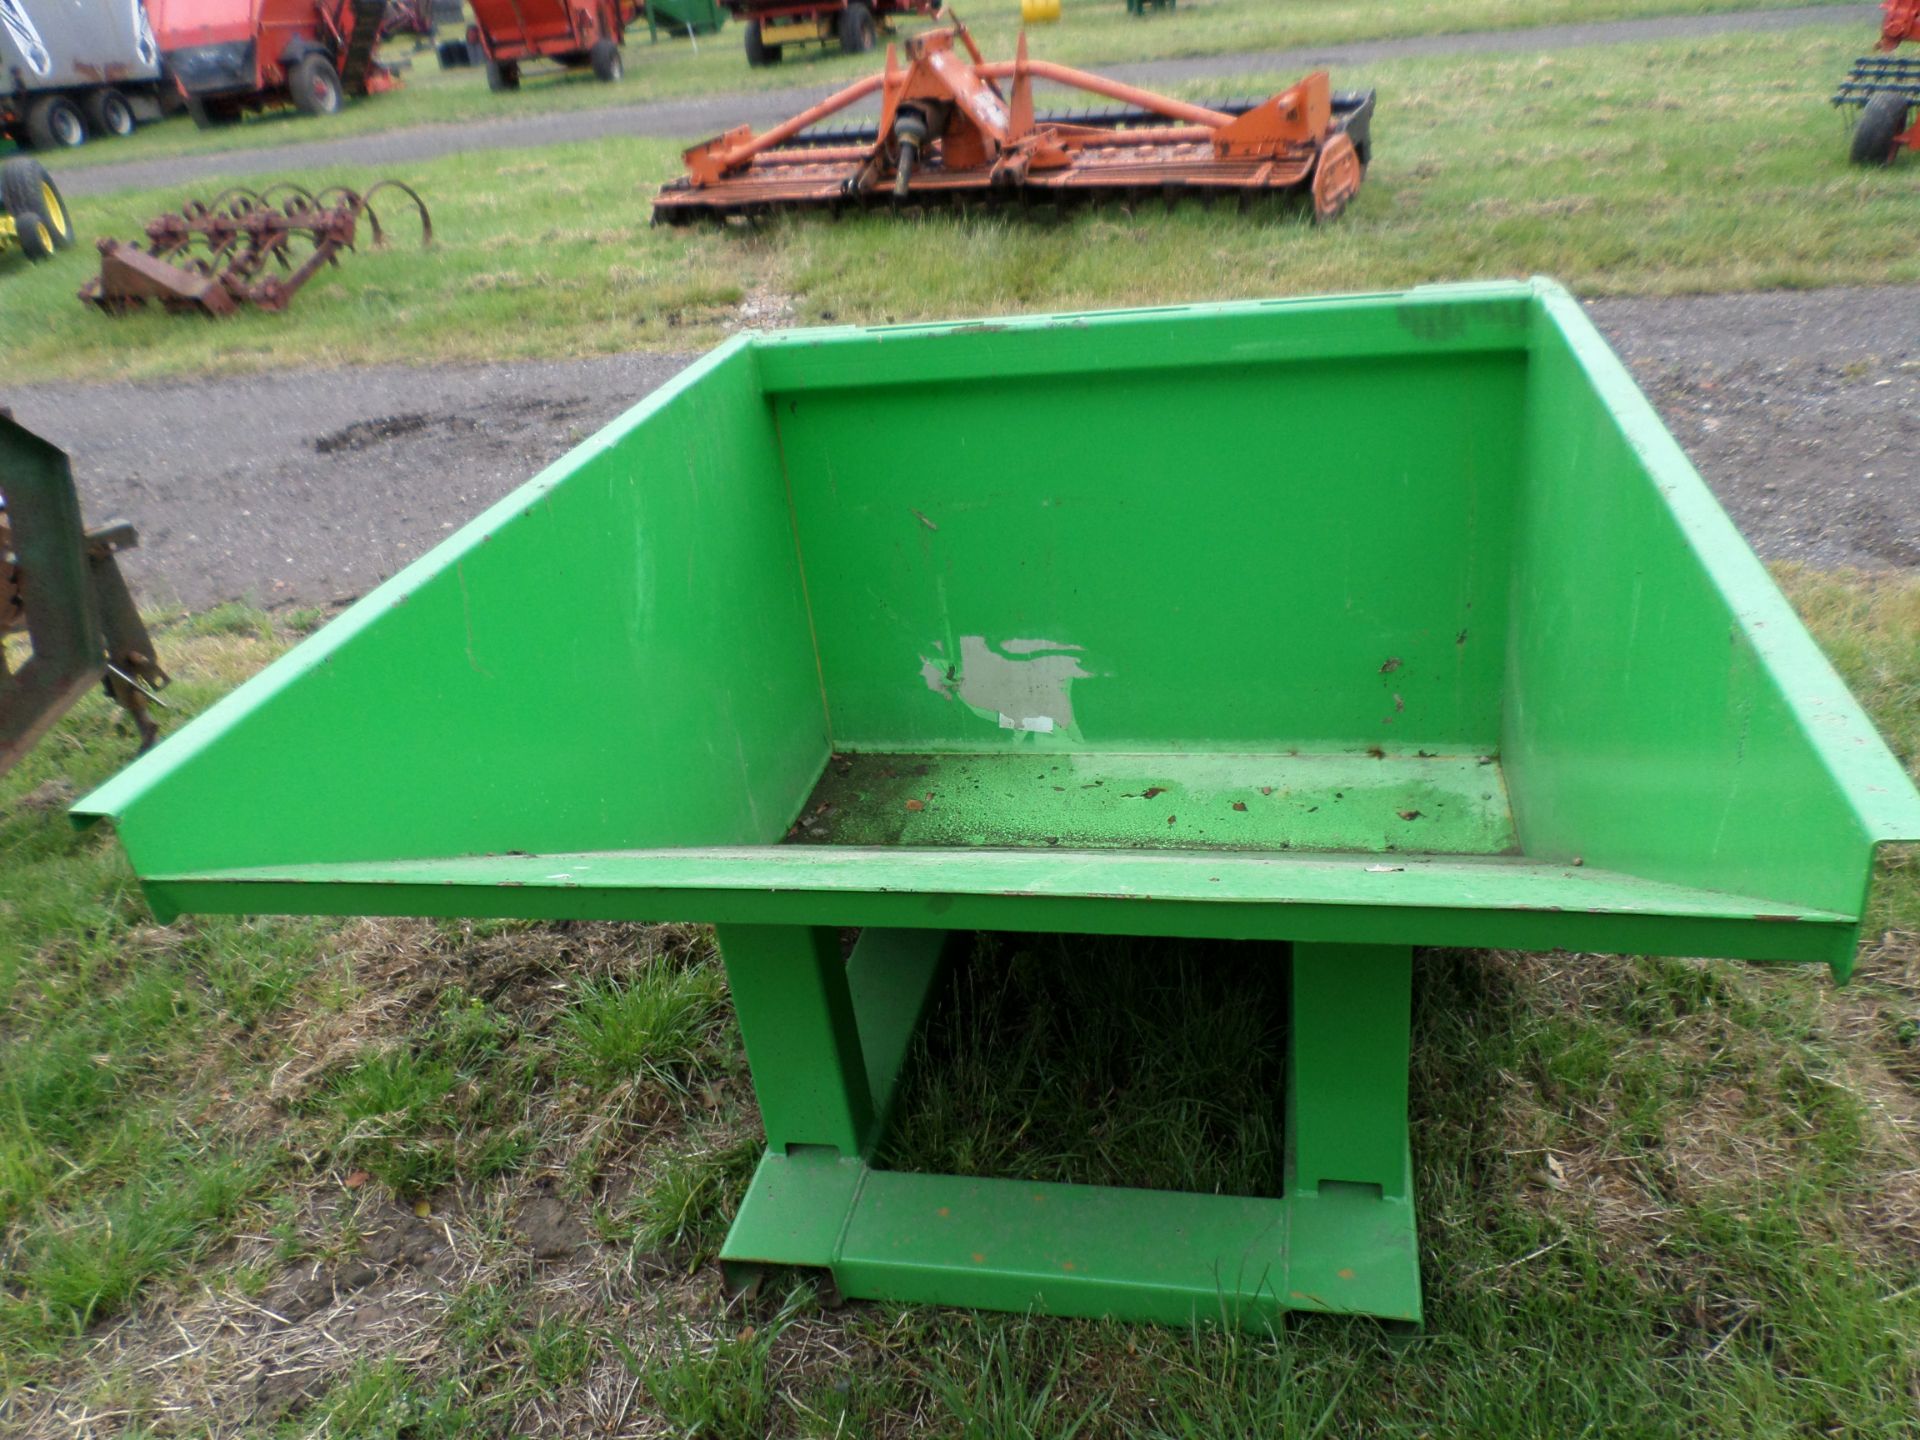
[57,4,1876,199]
[2,285,1913,612]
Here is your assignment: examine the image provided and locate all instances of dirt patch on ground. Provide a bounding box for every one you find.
[1586,288,1920,571]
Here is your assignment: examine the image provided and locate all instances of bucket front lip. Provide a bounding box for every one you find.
[132,843,1858,968]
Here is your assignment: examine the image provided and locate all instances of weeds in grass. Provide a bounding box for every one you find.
[929,1319,1110,1440]
[620,1302,793,1440]
[629,1132,762,1266]
[879,933,1285,1195]
[556,966,729,1090]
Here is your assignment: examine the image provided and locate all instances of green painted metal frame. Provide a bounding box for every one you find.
[70,279,1920,1330]
[717,927,1420,1326]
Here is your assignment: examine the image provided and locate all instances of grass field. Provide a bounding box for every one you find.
[1,566,1917,1438]
[13,0,1859,174]
[0,23,1908,387]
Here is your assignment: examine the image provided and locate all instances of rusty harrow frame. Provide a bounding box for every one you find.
[80,181,432,318]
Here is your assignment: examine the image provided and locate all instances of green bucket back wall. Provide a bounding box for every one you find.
[774,352,1526,754]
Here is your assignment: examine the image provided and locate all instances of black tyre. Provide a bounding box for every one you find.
[24,95,87,150]
[744,20,781,67]
[1851,90,1913,166]
[590,38,623,82]
[485,58,521,92]
[84,88,137,138]
[2,156,72,258]
[839,2,876,53]
[290,55,345,116]
[12,208,57,261]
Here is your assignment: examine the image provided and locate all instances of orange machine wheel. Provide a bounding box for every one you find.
[1311,131,1361,223]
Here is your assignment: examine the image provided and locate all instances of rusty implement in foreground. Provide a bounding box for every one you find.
[654,21,1374,223]
[1,415,168,778]
[79,181,432,318]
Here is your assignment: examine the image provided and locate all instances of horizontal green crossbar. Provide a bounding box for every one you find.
[723,1150,1421,1328]
[137,847,1853,966]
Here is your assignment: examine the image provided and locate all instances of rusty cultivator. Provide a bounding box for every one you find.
[654,19,1374,223]
[80,181,432,318]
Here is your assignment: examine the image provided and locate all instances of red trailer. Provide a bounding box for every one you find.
[463,1,638,92]
[148,0,398,128]
[726,1,936,67]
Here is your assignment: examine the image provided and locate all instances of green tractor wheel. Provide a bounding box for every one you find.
[1,156,75,260]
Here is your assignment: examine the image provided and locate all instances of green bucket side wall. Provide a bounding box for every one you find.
[1500,290,1920,952]
[78,341,828,875]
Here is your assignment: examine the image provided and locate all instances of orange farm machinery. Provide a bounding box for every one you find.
[461,0,638,91]
[655,21,1374,223]
[148,0,400,127]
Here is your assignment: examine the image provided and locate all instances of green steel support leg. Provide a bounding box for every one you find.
[714,924,873,1156]
[845,928,958,1138]
[1288,941,1411,1198]
[718,927,954,1285]
[1284,941,1421,1325]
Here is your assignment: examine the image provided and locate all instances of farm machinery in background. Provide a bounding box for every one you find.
[0,0,173,150]
[1835,0,1918,164]
[378,0,438,41]
[80,180,431,317]
[147,0,401,127]
[655,20,1374,222]
[727,0,936,67]
[0,157,74,264]
[446,0,638,90]
[0,415,167,779]
[644,0,727,40]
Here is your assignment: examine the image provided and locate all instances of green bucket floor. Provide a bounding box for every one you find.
[790,751,1517,855]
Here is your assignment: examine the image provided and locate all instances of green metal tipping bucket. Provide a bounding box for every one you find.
[75,279,1920,1330]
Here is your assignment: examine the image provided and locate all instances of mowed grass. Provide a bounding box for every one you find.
[1,567,1918,1437]
[15,0,1859,173]
[0,23,1907,387]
